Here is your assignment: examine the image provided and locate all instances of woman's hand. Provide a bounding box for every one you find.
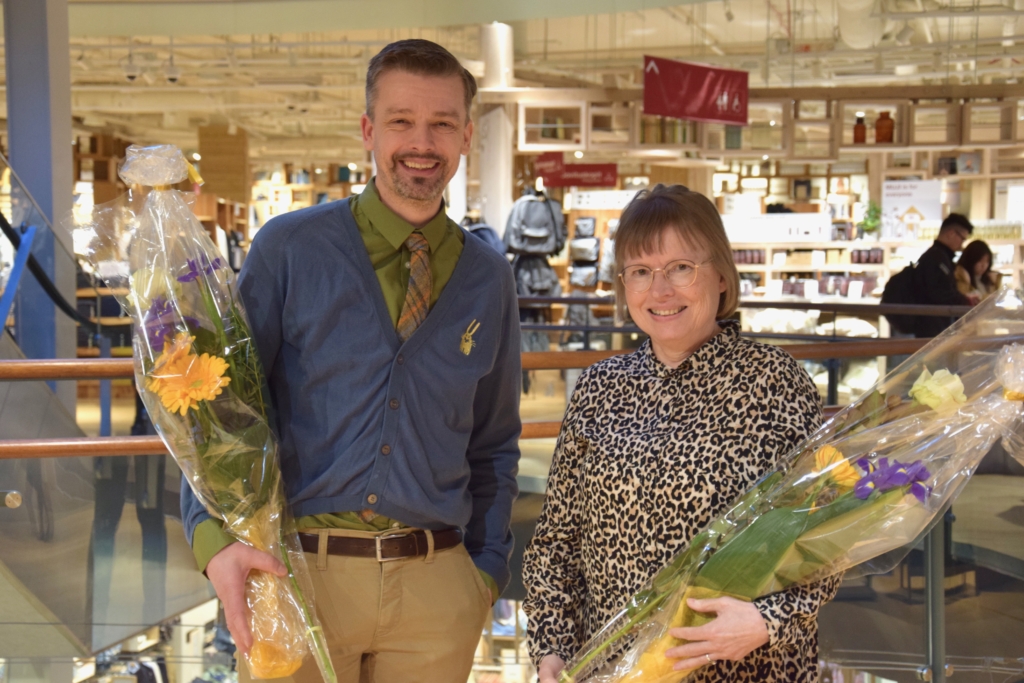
[538,654,566,683]
[664,597,769,671]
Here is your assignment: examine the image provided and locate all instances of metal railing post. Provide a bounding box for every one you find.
[925,507,948,683]
[99,334,112,438]
[826,358,840,406]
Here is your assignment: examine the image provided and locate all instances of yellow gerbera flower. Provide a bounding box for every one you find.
[813,445,860,489]
[146,332,196,396]
[147,342,231,416]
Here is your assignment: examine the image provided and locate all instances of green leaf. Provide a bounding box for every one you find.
[694,506,812,599]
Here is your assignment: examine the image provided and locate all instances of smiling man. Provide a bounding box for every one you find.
[180,40,522,683]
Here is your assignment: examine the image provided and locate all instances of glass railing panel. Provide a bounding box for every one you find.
[943,447,1024,681]
[0,451,213,656]
[0,600,238,683]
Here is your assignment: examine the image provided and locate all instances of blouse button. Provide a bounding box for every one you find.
[381,444,392,455]
[389,398,400,410]
[367,494,378,505]
[396,355,405,365]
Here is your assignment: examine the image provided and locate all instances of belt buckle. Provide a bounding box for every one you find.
[375,532,407,563]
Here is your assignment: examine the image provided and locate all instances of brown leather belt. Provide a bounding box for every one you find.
[298,528,463,562]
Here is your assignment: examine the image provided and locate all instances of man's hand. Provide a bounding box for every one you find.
[205,542,287,657]
[538,654,566,683]
[664,597,769,671]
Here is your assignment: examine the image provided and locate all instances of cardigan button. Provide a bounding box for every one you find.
[367,494,378,505]
[381,444,391,455]
[389,399,400,410]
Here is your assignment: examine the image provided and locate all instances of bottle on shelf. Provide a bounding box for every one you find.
[875,111,894,144]
[853,116,866,144]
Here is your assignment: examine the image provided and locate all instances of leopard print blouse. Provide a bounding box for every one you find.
[523,321,841,682]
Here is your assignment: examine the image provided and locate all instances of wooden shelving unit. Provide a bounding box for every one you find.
[73,134,131,204]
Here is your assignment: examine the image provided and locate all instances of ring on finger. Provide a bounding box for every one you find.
[705,653,713,664]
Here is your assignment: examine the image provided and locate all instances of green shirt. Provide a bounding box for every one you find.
[191,180,498,600]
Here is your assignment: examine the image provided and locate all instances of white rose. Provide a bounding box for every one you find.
[908,368,967,412]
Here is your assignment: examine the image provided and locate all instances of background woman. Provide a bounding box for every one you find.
[955,240,1002,303]
[523,184,839,683]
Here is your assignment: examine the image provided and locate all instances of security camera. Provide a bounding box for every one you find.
[165,64,182,84]
[123,61,141,82]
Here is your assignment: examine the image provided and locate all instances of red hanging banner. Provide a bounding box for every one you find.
[643,56,748,126]
[533,152,565,176]
[534,152,617,187]
[542,164,618,188]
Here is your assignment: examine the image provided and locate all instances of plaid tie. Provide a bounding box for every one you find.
[397,231,432,342]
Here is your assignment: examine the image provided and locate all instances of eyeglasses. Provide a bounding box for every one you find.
[618,259,710,293]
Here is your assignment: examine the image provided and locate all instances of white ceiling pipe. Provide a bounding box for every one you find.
[480,22,514,89]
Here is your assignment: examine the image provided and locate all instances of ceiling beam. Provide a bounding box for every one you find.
[46,0,705,38]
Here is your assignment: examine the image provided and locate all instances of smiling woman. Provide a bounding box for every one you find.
[614,185,739,369]
[524,184,838,683]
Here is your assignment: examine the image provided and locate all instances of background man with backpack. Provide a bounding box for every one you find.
[883,213,976,338]
[913,214,977,337]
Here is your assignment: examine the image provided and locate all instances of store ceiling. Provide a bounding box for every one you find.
[1,0,1022,165]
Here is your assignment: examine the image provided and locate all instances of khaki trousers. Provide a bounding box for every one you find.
[238,529,491,683]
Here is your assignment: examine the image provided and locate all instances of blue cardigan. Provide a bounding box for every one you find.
[181,199,522,591]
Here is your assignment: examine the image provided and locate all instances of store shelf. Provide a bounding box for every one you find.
[771,264,885,272]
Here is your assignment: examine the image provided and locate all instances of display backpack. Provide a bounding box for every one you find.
[880,262,919,334]
[503,194,566,256]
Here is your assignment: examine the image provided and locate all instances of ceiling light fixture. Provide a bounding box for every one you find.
[192,152,201,161]
[347,163,359,171]
[574,151,584,159]
[724,0,734,22]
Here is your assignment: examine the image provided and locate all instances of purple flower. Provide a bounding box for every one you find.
[854,457,931,503]
[143,297,198,352]
[177,255,224,283]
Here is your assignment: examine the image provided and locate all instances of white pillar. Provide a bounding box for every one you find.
[479,22,515,235]
[3,0,76,412]
[446,155,468,223]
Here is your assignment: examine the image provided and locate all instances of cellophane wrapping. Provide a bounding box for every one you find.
[69,145,336,683]
[560,287,1024,683]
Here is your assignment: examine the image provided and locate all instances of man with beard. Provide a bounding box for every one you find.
[181,39,521,683]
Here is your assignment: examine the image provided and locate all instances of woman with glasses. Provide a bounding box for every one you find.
[523,185,839,683]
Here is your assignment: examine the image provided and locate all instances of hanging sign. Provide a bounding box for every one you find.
[535,152,616,187]
[643,56,748,126]
[533,152,565,176]
[542,163,618,188]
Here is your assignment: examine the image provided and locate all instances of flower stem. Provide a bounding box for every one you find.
[560,575,683,682]
[278,527,337,683]
[196,272,240,389]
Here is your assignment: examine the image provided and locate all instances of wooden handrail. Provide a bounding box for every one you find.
[0,338,931,379]
[0,408,847,459]
[0,358,135,381]
[0,435,167,460]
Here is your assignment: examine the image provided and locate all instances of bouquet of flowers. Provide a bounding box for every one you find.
[561,288,1024,683]
[70,145,335,683]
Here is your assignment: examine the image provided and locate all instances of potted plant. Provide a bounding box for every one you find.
[858,200,881,239]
